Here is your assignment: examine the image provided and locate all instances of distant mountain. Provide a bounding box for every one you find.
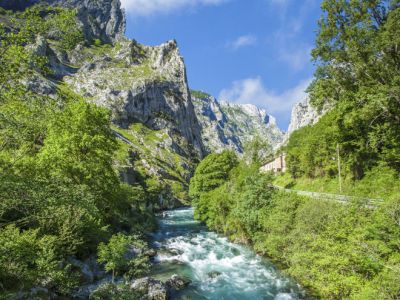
[191,91,285,153]
[287,97,324,135]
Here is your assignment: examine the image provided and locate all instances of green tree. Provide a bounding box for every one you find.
[97,233,149,282]
[243,136,273,166]
[303,0,400,178]
[189,150,238,200]
[0,225,77,294]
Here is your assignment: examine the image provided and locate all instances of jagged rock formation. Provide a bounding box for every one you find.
[1,0,206,207]
[0,0,125,42]
[287,97,326,135]
[192,91,284,153]
[65,39,205,160]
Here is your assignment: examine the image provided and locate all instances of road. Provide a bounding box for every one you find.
[273,185,384,207]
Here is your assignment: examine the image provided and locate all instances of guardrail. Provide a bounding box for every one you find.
[272,185,384,208]
[112,130,143,152]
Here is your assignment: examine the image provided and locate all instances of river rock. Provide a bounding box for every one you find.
[68,256,105,284]
[207,271,222,279]
[145,248,158,258]
[169,248,184,255]
[157,248,182,259]
[130,277,169,300]
[166,274,191,290]
[148,281,169,300]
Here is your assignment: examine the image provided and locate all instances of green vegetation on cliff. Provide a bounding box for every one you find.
[191,1,400,298]
[285,0,400,183]
[190,152,400,299]
[0,5,161,297]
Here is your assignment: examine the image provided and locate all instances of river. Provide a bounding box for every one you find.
[149,207,308,300]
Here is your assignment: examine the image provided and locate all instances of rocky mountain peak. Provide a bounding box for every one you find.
[192,92,284,153]
[65,37,205,159]
[0,0,126,42]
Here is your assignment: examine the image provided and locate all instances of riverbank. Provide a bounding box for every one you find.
[273,166,400,201]
[189,152,400,299]
[149,207,307,299]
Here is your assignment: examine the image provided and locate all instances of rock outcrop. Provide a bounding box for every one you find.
[192,91,284,153]
[131,277,169,300]
[65,39,205,159]
[0,0,125,42]
[287,97,326,135]
[3,0,205,207]
[165,274,192,291]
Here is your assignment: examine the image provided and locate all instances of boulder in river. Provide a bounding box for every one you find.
[166,274,192,290]
[145,248,158,258]
[130,277,169,300]
[208,271,222,279]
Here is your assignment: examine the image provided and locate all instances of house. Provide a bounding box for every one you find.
[260,154,286,173]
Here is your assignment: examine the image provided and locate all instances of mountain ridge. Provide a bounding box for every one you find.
[192,91,285,153]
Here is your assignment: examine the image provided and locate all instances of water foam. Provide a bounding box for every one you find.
[151,208,307,300]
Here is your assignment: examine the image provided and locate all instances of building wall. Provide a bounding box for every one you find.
[260,154,286,173]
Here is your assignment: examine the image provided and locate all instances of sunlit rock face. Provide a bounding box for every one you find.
[287,97,327,135]
[5,0,206,196]
[65,39,206,159]
[192,92,285,153]
[0,0,125,42]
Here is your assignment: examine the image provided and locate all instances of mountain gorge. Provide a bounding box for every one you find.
[3,0,397,299]
[0,1,210,297]
[5,0,209,208]
[192,91,284,153]
[12,0,285,203]
[0,2,291,297]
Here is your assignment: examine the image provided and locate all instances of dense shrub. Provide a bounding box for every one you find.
[0,5,155,296]
[97,233,150,281]
[191,151,400,299]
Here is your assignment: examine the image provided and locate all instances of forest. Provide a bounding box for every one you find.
[191,1,400,299]
[0,6,157,297]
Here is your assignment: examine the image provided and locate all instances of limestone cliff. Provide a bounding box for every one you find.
[287,97,327,135]
[65,39,205,160]
[192,91,284,153]
[1,0,205,207]
[0,0,125,42]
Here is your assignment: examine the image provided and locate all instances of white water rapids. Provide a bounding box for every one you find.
[149,207,308,300]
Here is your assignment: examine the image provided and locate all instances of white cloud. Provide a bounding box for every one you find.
[120,0,227,16]
[218,77,311,114]
[278,45,312,71]
[227,35,257,50]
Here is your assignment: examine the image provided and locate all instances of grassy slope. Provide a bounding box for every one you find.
[273,165,400,201]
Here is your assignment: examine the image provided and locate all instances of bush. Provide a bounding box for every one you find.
[97,234,150,281]
[0,226,78,294]
[90,283,145,300]
[192,154,400,298]
[189,150,238,200]
[93,38,102,47]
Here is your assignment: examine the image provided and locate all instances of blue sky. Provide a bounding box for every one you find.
[121,0,322,130]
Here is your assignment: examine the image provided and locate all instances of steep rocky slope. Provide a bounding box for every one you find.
[62,39,205,207]
[192,91,284,153]
[65,39,205,160]
[0,0,125,42]
[287,97,323,134]
[3,0,205,207]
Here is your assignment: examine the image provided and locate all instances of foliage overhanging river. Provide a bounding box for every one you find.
[149,207,309,300]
